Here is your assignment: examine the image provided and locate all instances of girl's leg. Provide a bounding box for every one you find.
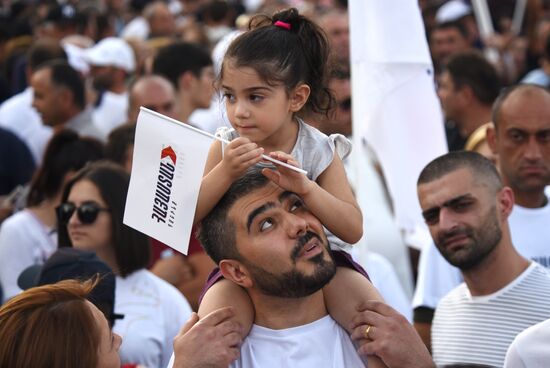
[198,279,255,338]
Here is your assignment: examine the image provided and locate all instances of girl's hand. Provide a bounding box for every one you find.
[220,137,264,180]
[261,151,314,196]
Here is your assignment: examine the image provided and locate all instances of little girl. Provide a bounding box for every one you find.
[195,8,383,342]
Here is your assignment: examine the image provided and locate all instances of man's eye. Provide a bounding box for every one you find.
[422,210,439,225]
[259,218,274,231]
[450,201,472,212]
[290,200,304,212]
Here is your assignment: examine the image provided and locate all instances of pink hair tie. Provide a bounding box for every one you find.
[274,20,291,30]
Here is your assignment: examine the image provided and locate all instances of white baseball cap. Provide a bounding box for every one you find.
[85,37,136,73]
[436,0,471,24]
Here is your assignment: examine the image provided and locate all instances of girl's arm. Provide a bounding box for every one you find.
[194,138,264,224]
[263,152,363,244]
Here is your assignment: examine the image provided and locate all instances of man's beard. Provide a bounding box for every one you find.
[435,205,502,271]
[244,231,337,298]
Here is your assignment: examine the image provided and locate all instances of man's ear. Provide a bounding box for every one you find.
[289,84,310,112]
[219,259,253,288]
[497,186,514,220]
[487,124,498,154]
[178,71,196,90]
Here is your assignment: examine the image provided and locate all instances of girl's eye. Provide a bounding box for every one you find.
[260,218,274,232]
[250,94,263,102]
[223,93,235,103]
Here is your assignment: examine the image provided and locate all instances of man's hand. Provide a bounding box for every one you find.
[350,301,435,368]
[261,151,313,196]
[173,307,243,368]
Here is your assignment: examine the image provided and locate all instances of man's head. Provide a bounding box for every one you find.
[127,75,176,122]
[315,66,351,136]
[199,168,336,298]
[85,37,136,91]
[152,42,214,110]
[430,21,470,68]
[488,84,550,203]
[318,9,350,64]
[417,151,514,271]
[144,1,176,39]
[31,60,85,127]
[437,51,500,122]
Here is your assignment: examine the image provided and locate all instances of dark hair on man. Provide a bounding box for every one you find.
[221,7,335,117]
[432,20,469,40]
[27,39,68,72]
[492,83,550,130]
[58,161,150,277]
[105,123,136,166]
[36,60,86,109]
[27,130,104,207]
[418,151,502,192]
[444,51,501,105]
[199,166,270,264]
[152,42,213,89]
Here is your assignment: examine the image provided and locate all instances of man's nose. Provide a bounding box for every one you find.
[523,137,543,161]
[438,207,459,232]
[284,212,308,238]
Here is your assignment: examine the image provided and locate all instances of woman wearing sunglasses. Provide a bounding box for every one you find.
[57,160,192,368]
[0,130,104,302]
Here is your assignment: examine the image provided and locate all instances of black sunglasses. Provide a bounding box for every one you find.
[338,97,351,111]
[56,202,110,225]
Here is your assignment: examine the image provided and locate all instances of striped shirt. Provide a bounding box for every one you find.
[432,262,550,367]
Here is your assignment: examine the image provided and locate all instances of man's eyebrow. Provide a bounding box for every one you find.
[422,193,473,217]
[247,201,275,233]
[279,191,298,203]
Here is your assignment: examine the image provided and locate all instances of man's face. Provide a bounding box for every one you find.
[129,78,176,122]
[430,27,469,66]
[31,68,65,126]
[190,66,215,110]
[321,14,350,61]
[491,89,550,195]
[437,70,463,122]
[229,182,336,298]
[89,65,116,91]
[418,168,503,271]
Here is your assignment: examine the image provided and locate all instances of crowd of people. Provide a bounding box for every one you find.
[0,0,550,367]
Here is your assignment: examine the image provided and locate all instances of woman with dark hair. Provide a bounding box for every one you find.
[0,130,104,302]
[0,278,121,368]
[57,160,192,368]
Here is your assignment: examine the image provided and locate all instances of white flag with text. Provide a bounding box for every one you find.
[124,108,211,255]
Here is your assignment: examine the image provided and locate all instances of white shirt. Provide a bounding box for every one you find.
[93,90,129,137]
[231,315,365,368]
[0,210,57,302]
[432,263,550,367]
[504,317,550,368]
[0,88,53,164]
[113,269,192,368]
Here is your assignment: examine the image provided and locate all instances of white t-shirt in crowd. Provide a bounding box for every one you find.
[432,262,550,367]
[0,210,57,302]
[504,317,550,368]
[0,88,53,164]
[413,196,550,310]
[93,90,129,137]
[231,315,364,368]
[113,269,192,368]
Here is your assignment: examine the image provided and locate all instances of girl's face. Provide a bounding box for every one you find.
[87,300,122,368]
[66,179,113,253]
[221,63,306,145]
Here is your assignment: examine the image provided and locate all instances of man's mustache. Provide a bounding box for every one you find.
[290,231,323,261]
[438,227,473,246]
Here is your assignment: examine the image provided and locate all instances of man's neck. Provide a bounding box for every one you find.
[250,290,328,330]
[510,188,548,209]
[176,94,195,124]
[457,104,492,139]
[462,236,530,296]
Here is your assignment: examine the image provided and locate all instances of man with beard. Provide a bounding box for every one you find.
[196,167,390,367]
[417,151,550,367]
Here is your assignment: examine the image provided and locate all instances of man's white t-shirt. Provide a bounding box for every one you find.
[231,315,365,368]
[93,90,129,137]
[114,269,192,368]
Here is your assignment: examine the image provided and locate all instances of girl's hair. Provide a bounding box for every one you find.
[222,7,334,117]
[0,278,101,368]
[58,161,150,277]
[27,130,104,207]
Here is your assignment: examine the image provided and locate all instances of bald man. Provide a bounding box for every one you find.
[127,75,176,122]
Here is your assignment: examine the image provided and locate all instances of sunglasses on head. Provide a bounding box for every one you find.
[56,202,110,225]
